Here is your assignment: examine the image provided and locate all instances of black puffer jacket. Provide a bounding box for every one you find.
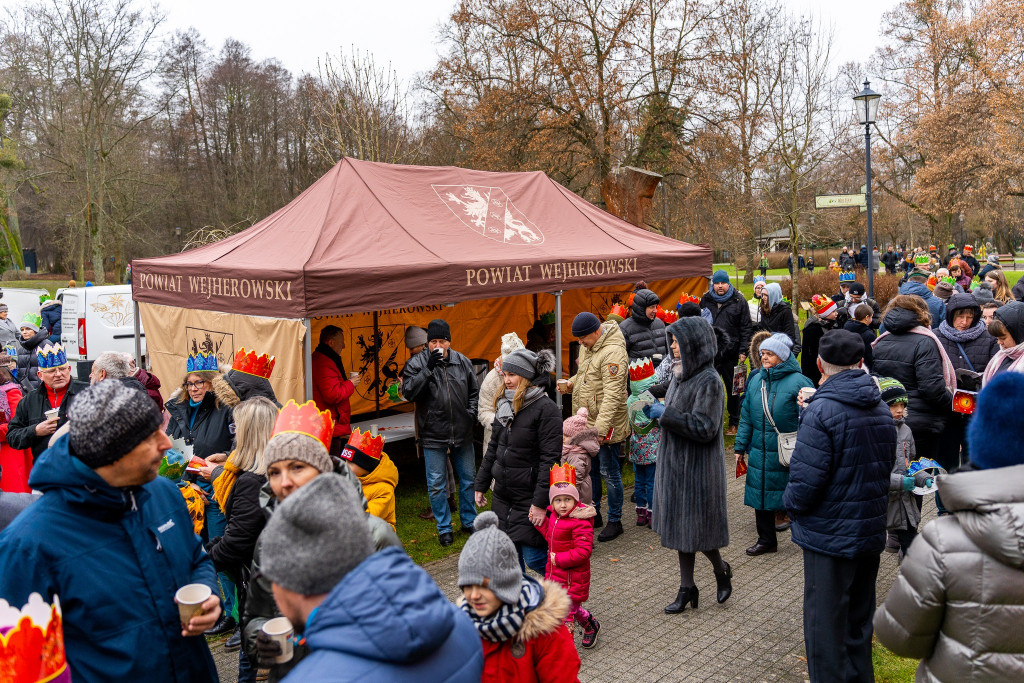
[474,389,562,547]
[935,294,1000,379]
[700,287,753,361]
[6,379,88,458]
[165,390,234,458]
[15,329,50,390]
[757,302,801,355]
[208,470,267,576]
[872,307,953,436]
[618,289,669,362]
[401,348,479,449]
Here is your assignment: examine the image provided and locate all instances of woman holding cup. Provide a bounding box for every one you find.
[734,334,812,556]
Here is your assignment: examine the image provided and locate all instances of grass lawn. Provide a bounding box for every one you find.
[1,280,68,296]
[872,639,917,682]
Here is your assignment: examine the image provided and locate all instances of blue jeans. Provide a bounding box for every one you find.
[423,443,477,535]
[516,542,548,576]
[590,442,623,522]
[237,645,256,683]
[634,462,656,510]
[204,502,236,620]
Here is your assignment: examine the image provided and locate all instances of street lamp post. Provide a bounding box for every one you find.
[854,80,881,298]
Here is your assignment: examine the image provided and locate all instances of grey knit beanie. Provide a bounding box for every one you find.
[501,349,540,382]
[261,473,374,595]
[404,326,427,350]
[457,511,522,604]
[69,381,163,468]
[758,332,793,362]
[263,432,334,474]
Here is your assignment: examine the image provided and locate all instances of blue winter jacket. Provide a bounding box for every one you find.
[282,546,483,682]
[40,299,62,344]
[0,435,220,683]
[782,369,896,558]
[898,280,945,329]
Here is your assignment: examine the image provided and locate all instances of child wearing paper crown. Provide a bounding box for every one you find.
[341,427,399,529]
[626,358,659,527]
[878,377,929,561]
[537,464,600,648]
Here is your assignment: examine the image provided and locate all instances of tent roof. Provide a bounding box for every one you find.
[132,158,711,318]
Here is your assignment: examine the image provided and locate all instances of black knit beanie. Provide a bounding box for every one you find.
[426,319,451,342]
[69,381,163,468]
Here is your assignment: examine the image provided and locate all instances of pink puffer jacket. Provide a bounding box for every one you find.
[538,502,595,603]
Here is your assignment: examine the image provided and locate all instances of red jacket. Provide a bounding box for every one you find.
[312,347,354,437]
[134,368,164,412]
[477,580,580,683]
[538,502,595,603]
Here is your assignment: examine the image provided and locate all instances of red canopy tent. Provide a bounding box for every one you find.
[131,158,711,402]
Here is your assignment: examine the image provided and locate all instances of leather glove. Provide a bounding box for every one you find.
[643,403,666,420]
[255,629,283,666]
[901,476,916,492]
[426,349,443,370]
[913,470,934,488]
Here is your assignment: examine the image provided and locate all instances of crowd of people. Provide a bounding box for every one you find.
[0,247,1022,682]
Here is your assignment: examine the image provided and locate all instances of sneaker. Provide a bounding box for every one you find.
[597,520,623,542]
[224,626,241,652]
[581,616,600,649]
[439,532,454,547]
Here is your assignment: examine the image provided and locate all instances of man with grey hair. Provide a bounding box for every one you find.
[783,329,896,682]
[89,351,133,384]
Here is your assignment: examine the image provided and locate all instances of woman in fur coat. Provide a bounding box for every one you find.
[645,317,733,615]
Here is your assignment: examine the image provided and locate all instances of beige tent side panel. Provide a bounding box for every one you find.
[138,303,307,404]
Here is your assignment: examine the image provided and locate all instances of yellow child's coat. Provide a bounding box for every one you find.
[359,451,399,529]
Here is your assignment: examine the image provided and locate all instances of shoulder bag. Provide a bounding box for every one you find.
[761,381,798,467]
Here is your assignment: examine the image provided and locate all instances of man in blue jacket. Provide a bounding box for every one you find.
[898,268,945,328]
[0,381,221,682]
[260,473,484,682]
[783,330,896,682]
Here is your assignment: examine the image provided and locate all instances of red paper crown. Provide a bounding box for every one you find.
[964,244,973,252]
[655,306,678,324]
[231,347,276,379]
[345,427,384,461]
[811,294,836,316]
[272,400,334,450]
[608,303,629,320]
[550,463,577,487]
[628,357,655,382]
[0,593,69,682]
[678,293,700,307]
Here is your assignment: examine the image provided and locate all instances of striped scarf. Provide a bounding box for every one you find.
[461,576,543,643]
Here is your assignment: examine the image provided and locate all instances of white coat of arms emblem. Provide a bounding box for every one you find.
[433,185,545,245]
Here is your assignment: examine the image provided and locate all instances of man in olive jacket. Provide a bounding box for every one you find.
[561,313,628,542]
[401,319,479,546]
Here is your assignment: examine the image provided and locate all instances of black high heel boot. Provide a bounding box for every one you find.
[664,585,699,614]
[714,562,733,604]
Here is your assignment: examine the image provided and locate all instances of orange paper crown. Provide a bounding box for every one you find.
[656,306,678,324]
[231,347,276,379]
[550,463,577,487]
[678,293,700,307]
[628,357,655,382]
[272,400,335,450]
[608,302,629,320]
[345,427,385,461]
[0,593,69,683]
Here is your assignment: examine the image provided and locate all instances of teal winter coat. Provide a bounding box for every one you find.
[734,355,812,511]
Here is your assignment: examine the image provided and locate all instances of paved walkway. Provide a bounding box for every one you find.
[212,453,932,682]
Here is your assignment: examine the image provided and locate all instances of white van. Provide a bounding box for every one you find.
[0,287,51,329]
[60,286,146,372]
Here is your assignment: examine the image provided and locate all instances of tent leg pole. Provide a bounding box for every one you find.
[553,290,563,409]
[373,311,380,418]
[133,301,142,367]
[303,318,313,401]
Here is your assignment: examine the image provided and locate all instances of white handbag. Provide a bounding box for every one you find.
[761,381,797,467]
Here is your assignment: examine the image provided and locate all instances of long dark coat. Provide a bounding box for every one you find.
[652,317,730,552]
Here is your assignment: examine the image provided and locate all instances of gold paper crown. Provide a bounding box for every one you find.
[272,400,334,450]
[231,347,276,379]
[550,463,577,487]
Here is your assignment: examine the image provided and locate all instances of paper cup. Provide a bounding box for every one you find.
[44,408,60,421]
[262,616,294,663]
[798,387,816,403]
[349,371,360,381]
[175,583,212,628]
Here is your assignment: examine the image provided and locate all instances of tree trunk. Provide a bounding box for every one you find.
[600,166,663,229]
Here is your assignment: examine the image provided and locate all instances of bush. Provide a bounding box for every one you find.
[740,248,855,271]
[780,270,902,315]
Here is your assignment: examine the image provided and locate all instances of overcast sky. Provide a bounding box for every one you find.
[159,0,900,85]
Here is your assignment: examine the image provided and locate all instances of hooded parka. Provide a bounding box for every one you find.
[735,355,813,511]
[874,464,1024,682]
[0,435,220,682]
[617,289,669,362]
[935,293,1000,375]
[651,318,730,552]
[14,328,49,389]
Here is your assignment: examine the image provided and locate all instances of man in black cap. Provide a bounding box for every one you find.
[401,318,479,546]
[782,330,896,683]
[840,282,881,332]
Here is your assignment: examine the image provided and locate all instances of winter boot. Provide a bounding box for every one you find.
[885,532,900,554]
[597,520,623,542]
[714,562,733,604]
[593,510,604,529]
[635,506,645,526]
[581,614,600,649]
[664,586,699,614]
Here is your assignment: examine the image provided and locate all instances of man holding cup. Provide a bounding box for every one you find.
[6,344,87,460]
[0,381,221,681]
[312,325,358,455]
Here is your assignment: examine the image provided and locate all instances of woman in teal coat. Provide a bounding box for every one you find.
[734,333,812,556]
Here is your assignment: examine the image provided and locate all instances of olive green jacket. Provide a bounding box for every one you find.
[569,321,629,444]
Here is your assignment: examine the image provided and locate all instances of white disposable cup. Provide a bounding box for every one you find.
[175,583,212,628]
[44,408,59,421]
[557,379,569,388]
[799,387,816,403]
[262,616,294,663]
[349,371,360,381]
